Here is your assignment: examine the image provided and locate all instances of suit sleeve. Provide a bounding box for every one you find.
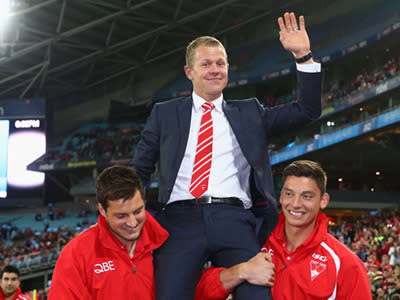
[129,104,161,187]
[263,70,323,137]
[48,246,93,300]
[336,255,372,300]
[194,267,232,300]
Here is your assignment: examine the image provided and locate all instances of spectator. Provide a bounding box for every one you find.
[388,275,400,299]
[0,265,31,300]
[383,265,394,292]
[368,252,381,268]
[372,272,385,298]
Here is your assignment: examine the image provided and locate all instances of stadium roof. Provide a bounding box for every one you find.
[0,0,382,102]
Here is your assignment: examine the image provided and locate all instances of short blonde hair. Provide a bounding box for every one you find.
[185,36,227,68]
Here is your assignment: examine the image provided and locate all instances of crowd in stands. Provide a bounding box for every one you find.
[261,54,400,110]
[0,220,93,270]
[321,55,400,108]
[0,208,97,299]
[0,204,96,268]
[263,53,400,153]
[330,208,400,299]
[41,123,143,166]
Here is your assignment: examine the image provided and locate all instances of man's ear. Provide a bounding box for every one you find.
[184,65,193,80]
[320,193,330,210]
[279,192,284,206]
[98,203,106,217]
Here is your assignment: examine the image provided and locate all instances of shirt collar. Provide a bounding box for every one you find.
[192,91,223,113]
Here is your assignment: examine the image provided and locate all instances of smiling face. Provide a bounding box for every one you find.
[98,190,146,247]
[184,45,228,101]
[280,176,329,236]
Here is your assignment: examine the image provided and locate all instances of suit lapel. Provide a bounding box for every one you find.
[175,97,192,167]
[223,101,246,147]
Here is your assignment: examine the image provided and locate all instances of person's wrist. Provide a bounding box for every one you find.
[293,49,310,58]
[295,51,312,63]
[237,262,248,282]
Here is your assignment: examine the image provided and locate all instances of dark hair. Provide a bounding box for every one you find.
[186,36,227,68]
[282,160,327,195]
[96,165,144,210]
[1,265,20,279]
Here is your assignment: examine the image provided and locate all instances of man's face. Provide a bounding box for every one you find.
[394,265,400,277]
[1,272,20,297]
[280,176,329,234]
[184,45,228,101]
[395,275,400,289]
[99,190,146,246]
[381,254,389,265]
[369,253,377,262]
[383,268,393,278]
[368,264,378,273]
[387,277,396,292]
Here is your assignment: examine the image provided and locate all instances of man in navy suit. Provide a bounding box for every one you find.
[130,12,322,300]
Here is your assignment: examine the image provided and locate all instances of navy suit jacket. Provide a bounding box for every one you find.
[130,70,322,238]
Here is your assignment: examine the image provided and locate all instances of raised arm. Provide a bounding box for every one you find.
[278,12,314,64]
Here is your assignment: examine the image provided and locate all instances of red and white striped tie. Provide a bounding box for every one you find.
[189,102,215,198]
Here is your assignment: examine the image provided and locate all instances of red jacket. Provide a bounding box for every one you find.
[264,212,372,300]
[0,287,31,300]
[195,267,232,300]
[48,211,168,300]
[196,212,372,300]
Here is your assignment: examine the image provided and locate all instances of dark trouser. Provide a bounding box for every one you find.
[154,203,272,300]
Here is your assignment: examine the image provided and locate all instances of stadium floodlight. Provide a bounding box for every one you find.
[326,121,335,127]
[0,0,11,23]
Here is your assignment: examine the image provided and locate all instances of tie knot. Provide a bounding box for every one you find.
[202,102,214,112]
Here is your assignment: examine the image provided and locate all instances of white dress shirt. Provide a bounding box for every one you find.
[168,92,253,208]
[168,62,321,208]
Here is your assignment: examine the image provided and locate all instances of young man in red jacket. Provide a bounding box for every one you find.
[48,165,169,300]
[196,160,372,300]
[0,265,31,300]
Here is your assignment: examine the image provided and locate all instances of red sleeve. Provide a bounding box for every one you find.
[47,245,93,300]
[336,255,372,300]
[194,267,233,300]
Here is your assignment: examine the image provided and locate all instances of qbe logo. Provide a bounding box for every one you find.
[94,261,115,274]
